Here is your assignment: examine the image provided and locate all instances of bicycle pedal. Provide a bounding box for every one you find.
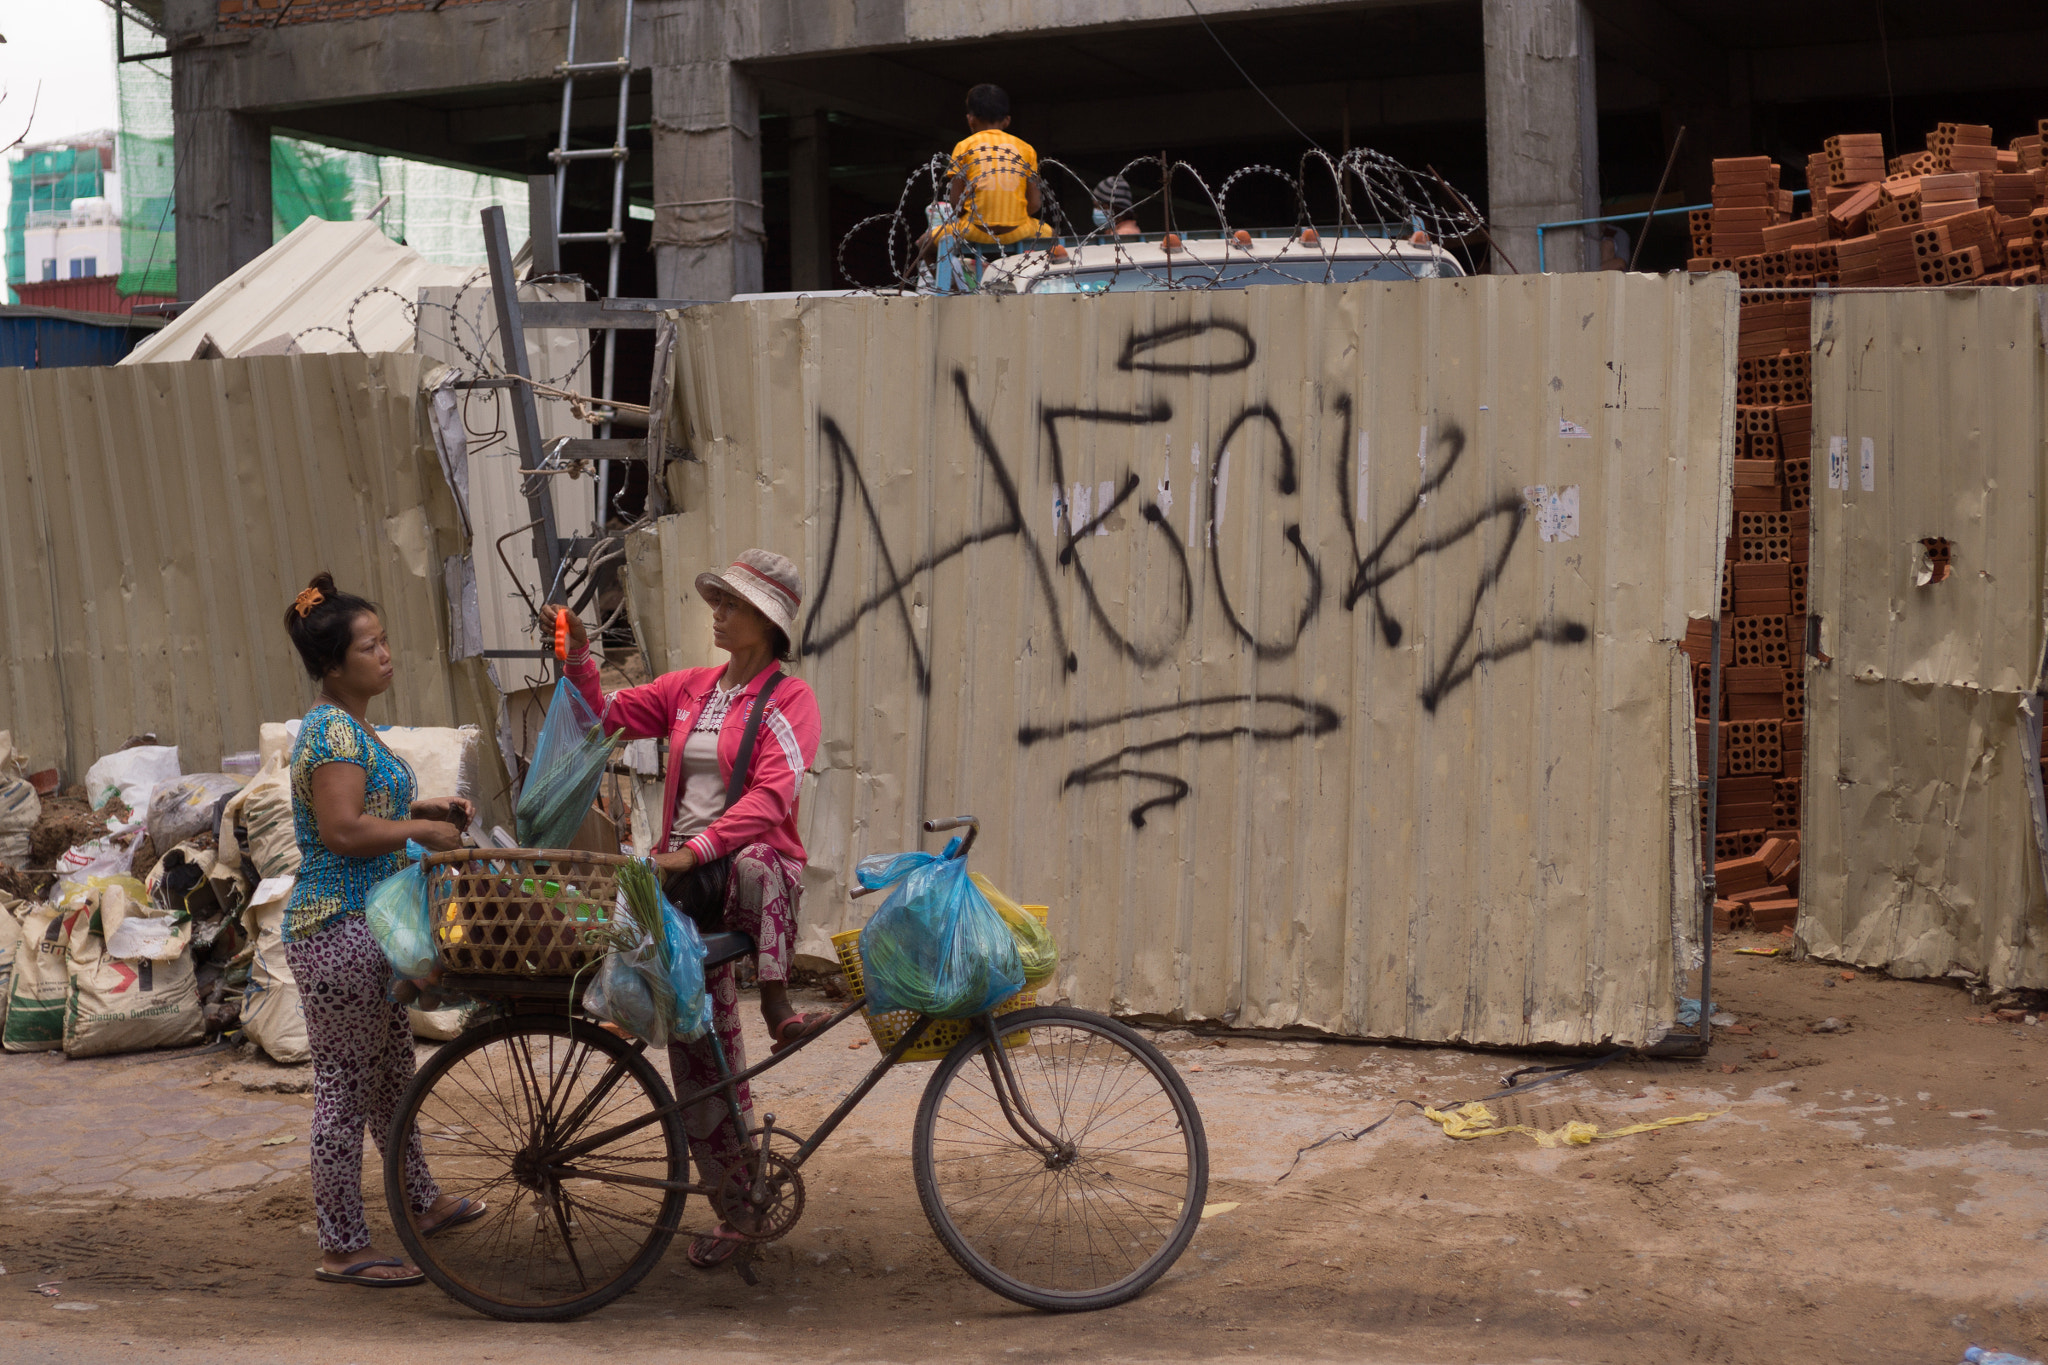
[734,1254,759,1287]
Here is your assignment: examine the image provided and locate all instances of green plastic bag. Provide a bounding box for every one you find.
[969,872,1057,990]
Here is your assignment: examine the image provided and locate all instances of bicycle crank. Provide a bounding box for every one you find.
[713,1148,805,1243]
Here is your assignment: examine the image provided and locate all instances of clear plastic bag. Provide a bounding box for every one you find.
[515,677,620,851]
[856,839,1025,1019]
[584,860,712,1042]
[968,872,1057,991]
[366,840,437,980]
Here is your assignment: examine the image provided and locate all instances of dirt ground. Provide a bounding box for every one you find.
[2,939,2044,1365]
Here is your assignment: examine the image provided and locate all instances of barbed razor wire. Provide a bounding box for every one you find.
[833,144,1492,296]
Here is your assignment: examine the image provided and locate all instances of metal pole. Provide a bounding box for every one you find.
[481,205,563,594]
[1699,612,1723,1055]
[595,0,634,535]
[1629,125,1687,273]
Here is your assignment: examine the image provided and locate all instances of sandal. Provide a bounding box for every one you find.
[313,1257,425,1288]
[769,1012,833,1055]
[420,1196,488,1237]
[687,1225,747,1269]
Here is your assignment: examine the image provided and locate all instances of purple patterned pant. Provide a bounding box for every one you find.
[283,914,441,1253]
[667,843,802,1190]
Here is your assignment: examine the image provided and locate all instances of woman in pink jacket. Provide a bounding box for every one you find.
[560,548,825,1268]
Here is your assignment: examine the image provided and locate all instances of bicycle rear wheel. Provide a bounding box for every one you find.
[912,1006,1208,1311]
[386,1012,688,1321]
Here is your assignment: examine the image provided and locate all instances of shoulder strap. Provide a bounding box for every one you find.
[722,670,785,814]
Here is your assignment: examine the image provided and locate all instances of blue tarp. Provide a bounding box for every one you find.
[0,308,156,369]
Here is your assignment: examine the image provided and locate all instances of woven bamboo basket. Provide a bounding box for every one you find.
[419,849,631,977]
[830,905,1049,1062]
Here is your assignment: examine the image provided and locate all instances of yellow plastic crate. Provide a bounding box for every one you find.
[830,905,1048,1063]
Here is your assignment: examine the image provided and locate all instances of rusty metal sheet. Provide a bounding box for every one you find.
[648,275,1735,1045]
[0,353,502,802]
[1802,287,2048,990]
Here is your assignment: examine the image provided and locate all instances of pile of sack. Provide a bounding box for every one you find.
[0,723,481,1064]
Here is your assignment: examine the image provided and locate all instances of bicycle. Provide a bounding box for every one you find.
[383,816,1209,1321]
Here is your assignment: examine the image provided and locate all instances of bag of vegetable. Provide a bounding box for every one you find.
[968,872,1057,990]
[583,858,712,1042]
[856,839,1024,1019]
[515,678,622,851]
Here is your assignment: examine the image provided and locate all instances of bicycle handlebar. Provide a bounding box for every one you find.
[847,815,981,899]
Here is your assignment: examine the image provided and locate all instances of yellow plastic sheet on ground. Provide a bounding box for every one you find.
[1421,1101,1725,1148]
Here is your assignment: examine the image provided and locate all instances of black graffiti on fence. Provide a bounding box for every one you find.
[801,374,1077,694]
[1206,404,1323,660]
[1017,694,1341,828]
[1117,318,1257,375]
[1041,401,1192,668]
[798,325,1592,823]
[1328,397,1590,713]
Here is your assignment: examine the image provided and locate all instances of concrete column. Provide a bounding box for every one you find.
[788,110,833,291]
[172,51,272,300]
[649,0,763,301]
[1482,0,1600,273]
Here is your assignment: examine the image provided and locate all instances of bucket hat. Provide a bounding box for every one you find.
[695,548,803,640]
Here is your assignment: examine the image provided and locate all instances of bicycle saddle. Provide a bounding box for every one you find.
[700,931,755,969]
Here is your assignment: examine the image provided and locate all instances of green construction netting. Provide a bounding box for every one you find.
[113,11,525,300]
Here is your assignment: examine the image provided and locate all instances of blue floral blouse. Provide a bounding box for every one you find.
[284,703,416,943]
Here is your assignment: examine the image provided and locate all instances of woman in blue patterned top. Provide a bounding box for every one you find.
[281,572,477,1288]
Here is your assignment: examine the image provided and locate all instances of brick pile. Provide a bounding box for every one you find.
[1683,117,2048,928]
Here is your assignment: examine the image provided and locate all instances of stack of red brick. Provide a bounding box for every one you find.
[1688,122,2048,289]
[1712,836,1801,933]
[1679,117,2048,931]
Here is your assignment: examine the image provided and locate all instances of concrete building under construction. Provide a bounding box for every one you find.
[150,0,2046,305]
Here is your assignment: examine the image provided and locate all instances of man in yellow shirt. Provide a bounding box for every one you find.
[921,84,1053,258]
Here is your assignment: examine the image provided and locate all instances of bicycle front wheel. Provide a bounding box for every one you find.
[912,1006,1208,1311]
[386,1012,688,1321]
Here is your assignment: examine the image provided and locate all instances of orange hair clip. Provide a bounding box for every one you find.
[292,586,326,618]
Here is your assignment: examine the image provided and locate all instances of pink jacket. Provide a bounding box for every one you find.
[566,653,820,868]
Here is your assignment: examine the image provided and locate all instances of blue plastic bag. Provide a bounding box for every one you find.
[855,838,1025,1019]
[366,840,436,979]
[515,677,619,850]
[584,861,713,1041]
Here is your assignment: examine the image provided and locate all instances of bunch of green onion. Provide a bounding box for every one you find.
[592,858,678,1040]
[514,719,622,850]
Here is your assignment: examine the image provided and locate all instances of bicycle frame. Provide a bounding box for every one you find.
[543,1000,1066,1195]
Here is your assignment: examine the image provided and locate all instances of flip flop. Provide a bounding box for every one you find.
[769,1012,834,1055]
[313,1257,425,1288]
[420,1197,488,1238]
[687,1225,747,1270]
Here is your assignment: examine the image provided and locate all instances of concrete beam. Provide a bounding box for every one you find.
[173,0,603,111]
[1483,0,1598,274]
[173,50,272,299]
[748,0,1459,62]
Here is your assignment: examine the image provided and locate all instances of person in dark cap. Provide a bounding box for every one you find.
[1092,175,1141,236]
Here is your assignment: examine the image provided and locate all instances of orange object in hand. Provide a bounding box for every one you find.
[554,607,570,661]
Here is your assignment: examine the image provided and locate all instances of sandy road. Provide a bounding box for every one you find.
[2,944,2044,1364]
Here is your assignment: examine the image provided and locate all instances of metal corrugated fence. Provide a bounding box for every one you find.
[0,352,501,784]
[1803,287,2048,990]
[651,275,1736,1046]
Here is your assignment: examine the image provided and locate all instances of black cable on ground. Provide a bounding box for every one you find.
[1274,1049,1627,1183]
